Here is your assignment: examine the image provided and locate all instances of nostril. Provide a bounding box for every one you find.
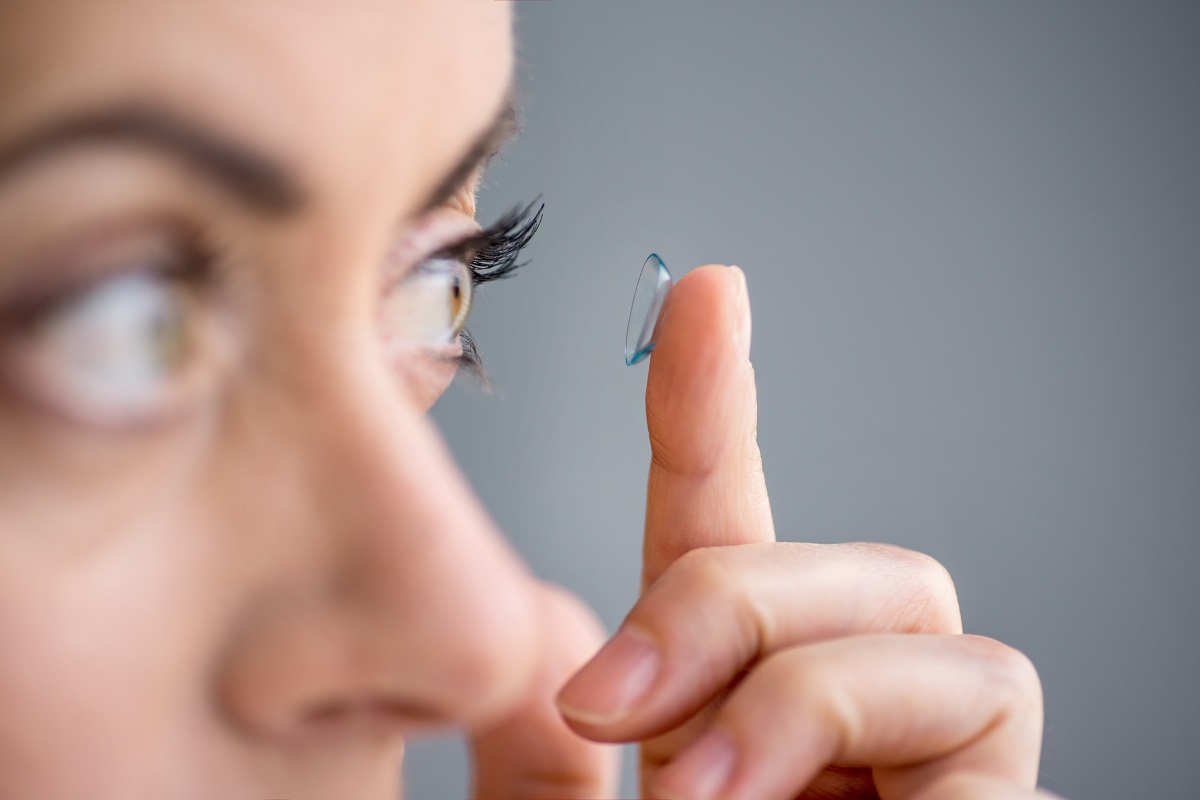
[298,697,449,737]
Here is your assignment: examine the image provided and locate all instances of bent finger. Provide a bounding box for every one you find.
[650,634,1044,800]
[557,542,961,740]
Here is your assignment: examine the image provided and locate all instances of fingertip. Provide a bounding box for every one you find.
[727,265,751,363]
[645,264,751,476]
[652,263,746,368]
[554,626,661,730]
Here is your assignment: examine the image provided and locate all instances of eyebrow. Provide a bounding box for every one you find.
[0,89,518,219]
[0,105,306,215]
[414,89,518,216]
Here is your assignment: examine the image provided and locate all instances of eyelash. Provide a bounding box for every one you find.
[434,197,544,380]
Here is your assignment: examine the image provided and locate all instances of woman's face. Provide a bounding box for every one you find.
[0,2,542,797]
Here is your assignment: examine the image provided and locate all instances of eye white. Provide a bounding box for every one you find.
[379,256,472,347]
[30,272,189,415]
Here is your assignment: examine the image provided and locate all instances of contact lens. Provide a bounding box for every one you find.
[624,253,672,366]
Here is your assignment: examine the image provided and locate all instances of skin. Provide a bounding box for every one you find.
[0,2,1050,799]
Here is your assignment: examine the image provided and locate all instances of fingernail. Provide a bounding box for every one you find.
[655,728,737,800]
[727,265,751,362]
[555,626,660,725]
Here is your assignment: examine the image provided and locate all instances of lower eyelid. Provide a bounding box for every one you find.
[379,338,464,404]
[381,335,462,364]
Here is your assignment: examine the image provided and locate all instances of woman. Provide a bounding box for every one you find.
[0,1,1051,798]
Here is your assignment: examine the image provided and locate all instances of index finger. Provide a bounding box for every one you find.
[642,264,774,590]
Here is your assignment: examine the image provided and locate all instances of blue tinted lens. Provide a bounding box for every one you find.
[625,253,672,366]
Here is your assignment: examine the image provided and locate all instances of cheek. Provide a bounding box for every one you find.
[0,531,207,795]
[0,389,220,554]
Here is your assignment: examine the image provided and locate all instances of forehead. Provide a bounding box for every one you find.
[0,0,513,213]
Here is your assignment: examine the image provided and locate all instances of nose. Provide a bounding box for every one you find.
[212,339,541,745]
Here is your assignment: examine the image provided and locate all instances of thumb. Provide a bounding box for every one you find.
[642,264,774,590]
[468,582,620,799]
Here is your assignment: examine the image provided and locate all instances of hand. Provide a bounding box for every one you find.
[555,265,1054,799]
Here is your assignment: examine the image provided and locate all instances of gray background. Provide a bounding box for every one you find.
[410,3,1200,798]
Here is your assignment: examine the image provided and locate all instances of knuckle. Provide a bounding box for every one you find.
[905,551,961,630]
[762,648,858,753]
[883,544,953,589]
[960,635,1043,700]
[855,542,962,633]
[840,541,928,570]
[644,403,674,461]
[646,400,722,478]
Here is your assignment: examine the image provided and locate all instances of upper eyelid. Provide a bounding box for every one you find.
[410,198,542,280]
[432,228,490,262]
[0,221,206,327]
[382,209,481,283]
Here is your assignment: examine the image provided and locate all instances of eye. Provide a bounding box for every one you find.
[378,253,474,352]
[1,264,213,428]
[377,199,542,383]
